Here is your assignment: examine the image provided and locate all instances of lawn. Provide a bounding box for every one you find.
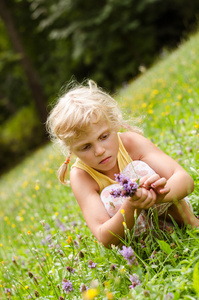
[0,32,199,299]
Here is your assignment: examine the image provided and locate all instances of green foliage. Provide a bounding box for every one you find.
[0,106,45,172]
[0,20,31,124]
[30,0,199,89]
[157,240,172,255]
[193,262,199,297]
[0,29,199,299]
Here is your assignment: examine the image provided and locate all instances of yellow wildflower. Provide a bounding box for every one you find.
[141,103,147,108]
[152,89,159,95]
[119,266,126,273]
[66,236,72,244]
[27,231,31,235]
[148,109,153,114]
[35,185,40,191]
[20,209,25,215]
[121,209,125,215]
[22,181,28,188]
[83,288,98,299]
[106,292,114,299]
[134,209,137,219]
[194,123,199,129]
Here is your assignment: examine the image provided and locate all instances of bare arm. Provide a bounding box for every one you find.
[121,132,194,203]
[70,167,156,248]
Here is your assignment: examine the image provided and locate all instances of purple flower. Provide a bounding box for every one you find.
[44,223,50,231]
[140,239,146,248]
[149,250,159,264]
[62,279,73,293]
[48,243,54,248]
[80,284,89,292]
[164,293,174,300]
[4,288,11,295]
[110,173,138,198]
[88,260,97,268]
[129,274,141,289]
[110,264,116,271]
[177,150,183,156]
[120,246,138,266]
[66,266,75,273]
[56,219,66,231]
[73,239,79,248]
[58,249,64,256]
[77,233,82,240]
[46,234,52,243]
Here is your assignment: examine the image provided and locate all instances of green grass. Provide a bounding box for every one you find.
[1,32,199,299]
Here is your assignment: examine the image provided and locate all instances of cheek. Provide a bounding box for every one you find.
[112,137,119,151]
[79,151,93,161]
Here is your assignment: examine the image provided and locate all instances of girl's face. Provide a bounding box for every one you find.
[71,121,119,176]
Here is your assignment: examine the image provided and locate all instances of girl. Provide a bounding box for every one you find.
[46,80,199,248]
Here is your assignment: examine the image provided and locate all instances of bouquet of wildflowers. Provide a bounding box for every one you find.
[110,173,139,198]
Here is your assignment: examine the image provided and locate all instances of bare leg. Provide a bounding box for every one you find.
[160,199,199,228]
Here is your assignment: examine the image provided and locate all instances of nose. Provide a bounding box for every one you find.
[94,143,105,156]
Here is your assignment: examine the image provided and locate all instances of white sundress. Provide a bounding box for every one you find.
[100,160,192,236]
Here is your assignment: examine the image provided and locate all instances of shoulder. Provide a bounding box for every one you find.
[119,131,153,160]
[70,167,100,193]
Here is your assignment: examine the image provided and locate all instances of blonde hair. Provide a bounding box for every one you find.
[46,79,142,184]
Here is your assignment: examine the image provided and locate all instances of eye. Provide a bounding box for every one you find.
[81,144,91,151]
[100,132,109,140]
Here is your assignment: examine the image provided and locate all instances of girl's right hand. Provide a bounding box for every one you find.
[128,187,156,210]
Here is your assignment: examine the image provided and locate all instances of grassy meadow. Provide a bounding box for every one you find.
[1,32,199,300]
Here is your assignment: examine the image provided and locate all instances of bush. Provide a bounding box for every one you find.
[0,106,46,173]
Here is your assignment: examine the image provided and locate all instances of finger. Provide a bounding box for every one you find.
[143,189,156,209]
[151,177,167,189]
[159,186,170,194]
[132,188,156,209]
[133,187,148,201]
[142,174,160,189]
[139,176,151,187]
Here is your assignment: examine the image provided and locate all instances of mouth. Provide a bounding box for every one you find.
[99,156,111,164]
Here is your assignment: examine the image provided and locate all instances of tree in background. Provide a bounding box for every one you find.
[0,0,47,124]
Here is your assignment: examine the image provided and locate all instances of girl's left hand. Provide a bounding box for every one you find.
[139,174,170,202]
